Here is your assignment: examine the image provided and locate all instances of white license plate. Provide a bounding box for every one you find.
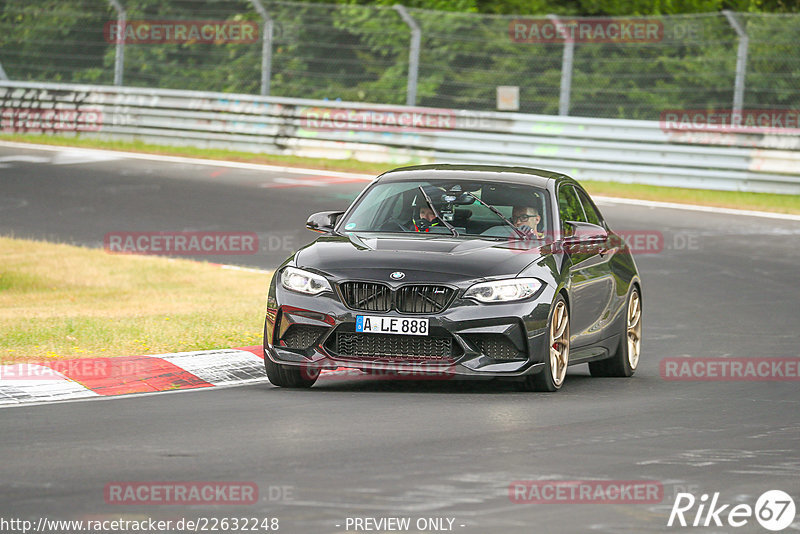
[355,315,429,336]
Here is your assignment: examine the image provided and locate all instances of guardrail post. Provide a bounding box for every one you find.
[394,5,420,107]
[108,0,126,86]
[723,10,748,117]
[0,60,8,80]
[249,0,273,96]
[547,14,573,116]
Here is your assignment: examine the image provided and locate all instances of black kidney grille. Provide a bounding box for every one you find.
[280,325,328,350]
[396,285,454,314]
[335,332,453,360]
[339,282,392,312]
[339,282,454,313]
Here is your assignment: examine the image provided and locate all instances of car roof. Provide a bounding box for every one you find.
[376,164,565,188]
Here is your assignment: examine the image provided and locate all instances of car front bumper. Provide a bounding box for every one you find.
[265,283,555,378]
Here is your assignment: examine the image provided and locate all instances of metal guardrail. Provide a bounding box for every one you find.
[1,81,799,194]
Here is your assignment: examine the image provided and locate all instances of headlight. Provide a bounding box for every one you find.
[464,278,542,303]
[280,266,332,295]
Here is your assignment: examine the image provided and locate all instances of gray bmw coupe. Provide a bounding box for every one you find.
[264,164,642,392]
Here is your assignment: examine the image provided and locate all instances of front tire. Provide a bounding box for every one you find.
[521,295,569,392]
[589,285,642,378]
[264,351,318,388]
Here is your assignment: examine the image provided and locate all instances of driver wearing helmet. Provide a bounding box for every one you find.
[413,205,442,232]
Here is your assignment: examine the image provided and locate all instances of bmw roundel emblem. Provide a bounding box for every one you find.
[390,271,405,280]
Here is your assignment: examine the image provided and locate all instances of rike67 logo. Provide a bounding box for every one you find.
[668,490,796,531]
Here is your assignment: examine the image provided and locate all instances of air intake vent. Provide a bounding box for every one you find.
[279,325,328,350]
[468,334,525,360]
[334,332,454,360]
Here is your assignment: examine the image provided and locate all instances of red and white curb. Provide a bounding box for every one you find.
[0,346,269,407]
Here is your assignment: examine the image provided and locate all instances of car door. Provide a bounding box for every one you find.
[575,187,618,341]
[559,184,614,348]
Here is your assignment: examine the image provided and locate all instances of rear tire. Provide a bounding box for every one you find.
[589,285,641,378]
[264,351,318,388]
[520,295,569,392]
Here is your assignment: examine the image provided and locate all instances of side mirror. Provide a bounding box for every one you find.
[563,221,607,241]
[306,211,344,233]
[562,221,608,254]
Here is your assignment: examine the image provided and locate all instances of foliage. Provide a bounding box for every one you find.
[0,0,797,118]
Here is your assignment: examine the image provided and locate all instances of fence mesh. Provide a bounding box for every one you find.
[1,0,798,120]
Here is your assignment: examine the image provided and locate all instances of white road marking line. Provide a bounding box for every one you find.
[3,141,798,221]
[0,155,51,163]
[4,140,798,220]
[263,174,372,188]
[272,177,330,187]
[0,140,375,179]
[594,195,800,222]
[50,149,121,165]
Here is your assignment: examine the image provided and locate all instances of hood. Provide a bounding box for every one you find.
[294,233,547,284]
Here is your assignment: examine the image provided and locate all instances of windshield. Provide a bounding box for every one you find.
[338,178,552,239]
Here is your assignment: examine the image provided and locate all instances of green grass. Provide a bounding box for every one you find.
[2,133,799,214]
[0,236,270,363]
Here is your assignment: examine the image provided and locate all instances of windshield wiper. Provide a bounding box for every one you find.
[418,186,458,237]
[465,192,527,239]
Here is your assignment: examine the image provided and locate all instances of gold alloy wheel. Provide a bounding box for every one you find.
[627,290,642,370]
[549,300,570,386]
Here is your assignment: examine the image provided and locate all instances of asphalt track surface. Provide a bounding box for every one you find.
[1,144,799,533]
